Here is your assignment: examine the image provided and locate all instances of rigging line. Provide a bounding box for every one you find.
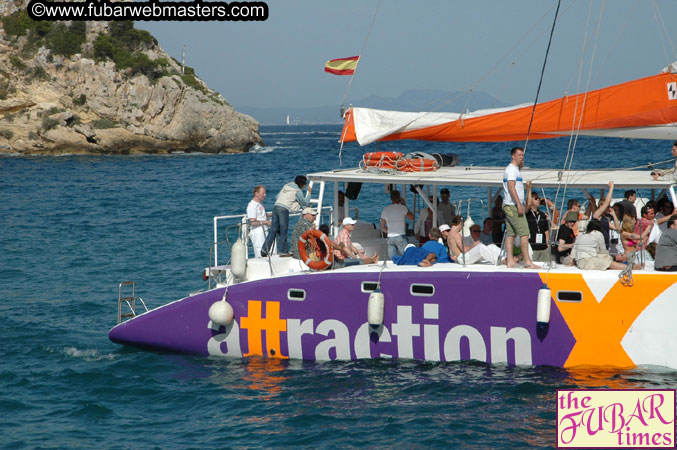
[384,1,560,128]
[551,0,596,233]
[545,0,604,283]
[558,1,605,239]
[650,0,674,68]
[590,0,639,89]
[360,1,576,140]
[436,2,564,117]
[337,111,353,168]
[654,3,676,62]
[557,0,596,218]
[340,0,381,113]
[493,0,579,105]
[523,0,562,155]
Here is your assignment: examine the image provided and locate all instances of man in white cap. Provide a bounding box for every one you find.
[291,207,317,259]
[333,217,379,267]
[438,224,451,255]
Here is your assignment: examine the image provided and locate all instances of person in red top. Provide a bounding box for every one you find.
[333,217,379,267]
[636,205,655,235]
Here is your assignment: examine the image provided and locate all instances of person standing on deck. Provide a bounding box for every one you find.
[525,189,550,262]
[246,185,270,257]
[502,147,539,269]
[437,188,455,226]
[620,190,638,220]
[381,190,414,260]
[262,175,311,257]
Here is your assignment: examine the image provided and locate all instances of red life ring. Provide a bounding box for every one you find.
[396,158,439,172]
[298,229,334,271]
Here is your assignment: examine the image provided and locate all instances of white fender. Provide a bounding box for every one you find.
[368,289,385,328]
[208,300,234,326]
[537,284,551,325]
[231,238,247,279]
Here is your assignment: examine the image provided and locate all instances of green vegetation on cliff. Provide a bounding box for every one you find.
[93,21,161,78]
[2,10,86,57]
[1,12,220,99]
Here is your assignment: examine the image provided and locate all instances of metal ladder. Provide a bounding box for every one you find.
[117,281,148,324]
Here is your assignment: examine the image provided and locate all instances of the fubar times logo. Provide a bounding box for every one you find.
[557,389,675,448]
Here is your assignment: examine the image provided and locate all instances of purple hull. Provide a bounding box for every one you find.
[110,271,575,366]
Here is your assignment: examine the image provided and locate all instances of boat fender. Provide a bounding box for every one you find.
[231,238,247,279]
[537,283,551,325]
[208,300,234,326]
[367,288,385,328]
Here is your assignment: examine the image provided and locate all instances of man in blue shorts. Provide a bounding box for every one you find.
[503,147,540,269]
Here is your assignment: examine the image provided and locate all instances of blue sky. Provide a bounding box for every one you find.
[139,0,677,110]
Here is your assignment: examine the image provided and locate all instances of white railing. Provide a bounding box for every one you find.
[212,206,335,265]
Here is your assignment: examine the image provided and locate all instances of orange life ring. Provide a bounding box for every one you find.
[298,229,334,271]
[364,151,403,160]
[362,151,403,169]
[396,158,439,172]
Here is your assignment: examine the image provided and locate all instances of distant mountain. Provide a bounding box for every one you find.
[238,89,510,125]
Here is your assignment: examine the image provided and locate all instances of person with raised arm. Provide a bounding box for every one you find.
[262,175,311,257]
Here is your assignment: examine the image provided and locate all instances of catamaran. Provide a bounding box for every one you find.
[109,5,677,369]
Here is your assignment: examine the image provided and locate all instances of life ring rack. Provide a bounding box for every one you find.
[298,229,334,271]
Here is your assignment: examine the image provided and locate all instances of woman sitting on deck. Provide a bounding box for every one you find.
[621,215,653,262]
[571,219,640,270]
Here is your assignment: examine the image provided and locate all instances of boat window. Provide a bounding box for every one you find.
[410,284,435,296]
[556,291,582,302]
[287,289,306,301]
[361,282,380,293]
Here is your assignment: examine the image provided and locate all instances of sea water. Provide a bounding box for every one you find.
[1,125,676,449]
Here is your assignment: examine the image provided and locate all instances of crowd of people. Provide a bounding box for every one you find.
[244,142,677,272]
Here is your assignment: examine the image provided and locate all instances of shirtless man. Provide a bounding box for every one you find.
[447,216,505,265]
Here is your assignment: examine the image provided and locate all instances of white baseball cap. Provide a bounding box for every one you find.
[439,224,450,232]
[302,207,318,215]
[342,217,357,226]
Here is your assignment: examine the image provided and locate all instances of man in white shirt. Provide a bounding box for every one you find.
[246,185,270,257]
[502,147,539,269]
[380,190,414,260]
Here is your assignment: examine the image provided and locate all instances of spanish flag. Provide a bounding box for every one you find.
[324,56,359,75]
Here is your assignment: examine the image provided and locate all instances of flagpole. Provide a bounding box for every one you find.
[340,0,381,117]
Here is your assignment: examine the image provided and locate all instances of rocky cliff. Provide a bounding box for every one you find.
[0,1,262,155]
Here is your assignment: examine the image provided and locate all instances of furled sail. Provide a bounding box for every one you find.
[341,66,677,145]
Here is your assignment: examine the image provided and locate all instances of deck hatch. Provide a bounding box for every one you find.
[287,289,306,301]
[410,283,435,296]
[556,291,582,302]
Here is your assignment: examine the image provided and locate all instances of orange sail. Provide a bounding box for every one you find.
[341,70,677,145]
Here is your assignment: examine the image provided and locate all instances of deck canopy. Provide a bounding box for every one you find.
[307,165,675,191]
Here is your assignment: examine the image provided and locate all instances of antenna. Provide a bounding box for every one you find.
[181,44,186,75]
